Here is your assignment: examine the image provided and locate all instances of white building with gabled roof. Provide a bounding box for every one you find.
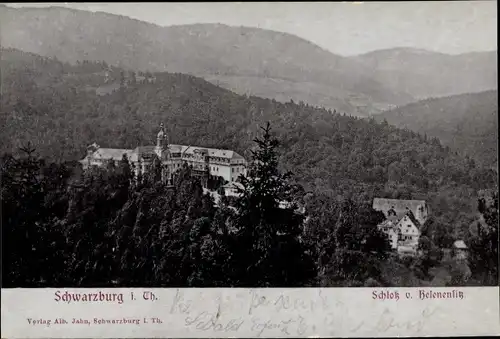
[373,198,426,256]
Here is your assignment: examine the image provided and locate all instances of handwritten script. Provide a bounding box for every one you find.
[350,306,440,334]
[247,289,331,315]
[164,289,442,336]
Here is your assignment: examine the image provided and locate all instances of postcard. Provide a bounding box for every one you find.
[1,1,498,338]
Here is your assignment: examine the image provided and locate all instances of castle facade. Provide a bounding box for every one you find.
[80,123,248,186]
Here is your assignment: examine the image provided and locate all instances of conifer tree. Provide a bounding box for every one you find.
[319,199,389,287]
[233,122,316,286]
[469,193,498,285]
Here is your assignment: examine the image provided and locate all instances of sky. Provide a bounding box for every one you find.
[6,2,498,56]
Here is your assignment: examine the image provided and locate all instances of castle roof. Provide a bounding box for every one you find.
[169,144,245,161]
[133,146,156,155]
[83,143,246,163]
[129,146,157,161]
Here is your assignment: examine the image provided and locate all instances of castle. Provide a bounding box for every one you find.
[80,123,248,186]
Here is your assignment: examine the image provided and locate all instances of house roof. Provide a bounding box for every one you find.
[453,240,467,249]
[378,219,398,231]
[373,198,427,219]
[379,212,421,233]
[402,212,422,229]
[379,219,393,227]
[386,215,401,224]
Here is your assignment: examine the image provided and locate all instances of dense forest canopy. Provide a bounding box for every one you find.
[377,91,498,169]
[0,48,498,254]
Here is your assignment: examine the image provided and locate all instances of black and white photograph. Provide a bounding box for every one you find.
[1,1,498,289]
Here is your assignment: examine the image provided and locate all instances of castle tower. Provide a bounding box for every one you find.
[156,123,170,158]
[156,123,167,150]
[155,123,172,185]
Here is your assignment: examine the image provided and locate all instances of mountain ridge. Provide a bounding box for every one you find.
[0,4,415,116]
[353,47,497,58]
[1,4,496,115]
[354,47,450,57]
[351,48,497,99]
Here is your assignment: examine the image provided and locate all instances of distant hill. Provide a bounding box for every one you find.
[376,91,498,169]
[0,4,416,116]
[352,47,497,100]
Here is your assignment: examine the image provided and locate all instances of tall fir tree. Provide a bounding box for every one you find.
[469,192,498,285]
[232,122,316,286]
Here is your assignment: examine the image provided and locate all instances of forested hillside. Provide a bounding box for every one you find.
[0,5,414,116]
[376,91,498,169]
[1,48,498,241]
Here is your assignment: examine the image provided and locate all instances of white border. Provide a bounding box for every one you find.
[2,287,499,338]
